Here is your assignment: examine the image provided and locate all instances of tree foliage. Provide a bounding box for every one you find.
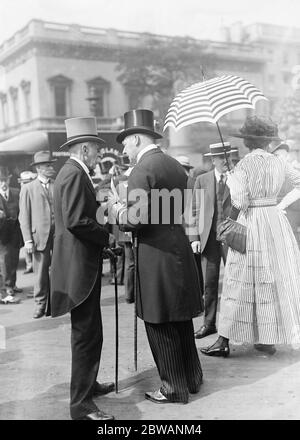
[116,34,216,126]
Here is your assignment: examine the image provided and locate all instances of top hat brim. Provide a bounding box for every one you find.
[59,135,105,150]
[230,133,281,141]
[116,127,162,144]
[204,149,238,157]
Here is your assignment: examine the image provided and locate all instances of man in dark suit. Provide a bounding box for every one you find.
[19,151,56,318]
[190,142,236,339]
[108,109,203,404]
[0,166,23,304]
[48,117,114,421]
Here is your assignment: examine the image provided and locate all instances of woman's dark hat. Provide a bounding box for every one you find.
[60,117,105,150]
[116,109,162,144]
[30,151,57,167]
[230,116,281,141]
[204,142,238,156]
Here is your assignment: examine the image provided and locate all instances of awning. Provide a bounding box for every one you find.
[0,131,49,155]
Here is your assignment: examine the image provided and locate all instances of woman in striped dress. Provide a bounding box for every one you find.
[201,116,300,357]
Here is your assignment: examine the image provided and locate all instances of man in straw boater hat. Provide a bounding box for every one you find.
[48,117,115,421]
[189,142,236,340]
[0,166,23,304]
[108,109,203,404]
[19,151,56,318]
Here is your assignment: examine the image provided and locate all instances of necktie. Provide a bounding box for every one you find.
[218,174,225,198]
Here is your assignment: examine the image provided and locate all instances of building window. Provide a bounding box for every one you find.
[9,86,19,125]
[47,75,72,117]
[20,80,32,120]
[0,93,8,128]
[86,76,110,117]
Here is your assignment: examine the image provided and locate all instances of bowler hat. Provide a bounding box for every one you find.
[175,155,194,169]
[270,142,290,154]
[18,171,37,183]
[0,166,11,180]
[59,117,105,150]
[116,109,162,144]
[204,142,237,157]
[230,116,281,141]
[30,151,57,167]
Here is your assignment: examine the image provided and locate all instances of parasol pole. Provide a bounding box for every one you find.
[201,66,231,171]
[216,121,231,171]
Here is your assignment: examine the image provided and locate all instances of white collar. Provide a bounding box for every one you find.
[214,168,226,182]
[0,189,9,198]
[70,156,94,184]
[137,144,158,163]
[38,175,50,185]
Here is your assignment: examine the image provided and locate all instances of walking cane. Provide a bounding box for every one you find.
[133,233,138,371]
[104,247,121,393]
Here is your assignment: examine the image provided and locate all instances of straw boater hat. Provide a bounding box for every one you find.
[175,155,194,170]
[116,109,162,144]
[59,117,105,150]
[30,151,57,167]
[204,142,237,157]
[230,116,281,141]
[18,171,37,183]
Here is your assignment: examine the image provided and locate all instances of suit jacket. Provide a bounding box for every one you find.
[120,148,203,324]
[49,159,109,317]
[19,178,54,251]
[189,169,231,253]
[0,187,23,247]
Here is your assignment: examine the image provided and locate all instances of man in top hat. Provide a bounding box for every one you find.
[18,171,37,275]
[19,151,56,318]
[108,109,203,404]
[48,117,114,421]
[190,142,236,339]
[0,166,23,304]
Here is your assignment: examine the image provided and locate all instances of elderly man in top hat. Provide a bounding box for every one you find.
[48,117,114,421]
[108,109,203,404]
[0,166,23,304]
[190,142,236,339]
[19,151,56,318]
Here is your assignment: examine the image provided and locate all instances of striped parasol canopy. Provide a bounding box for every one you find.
[164,74,268,132]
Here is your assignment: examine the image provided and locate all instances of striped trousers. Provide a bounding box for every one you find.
[145,320,203,403]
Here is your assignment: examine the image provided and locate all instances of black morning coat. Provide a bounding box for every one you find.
[49,159,109,317]
[121,148,203,324]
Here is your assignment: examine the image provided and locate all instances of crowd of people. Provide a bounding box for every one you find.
[0,110,300,420]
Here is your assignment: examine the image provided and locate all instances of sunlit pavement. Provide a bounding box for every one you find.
[0,259,300,420]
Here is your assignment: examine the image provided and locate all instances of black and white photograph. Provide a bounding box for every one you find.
[0,0,300,426]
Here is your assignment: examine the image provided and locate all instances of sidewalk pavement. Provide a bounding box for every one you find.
[0,260,300,420]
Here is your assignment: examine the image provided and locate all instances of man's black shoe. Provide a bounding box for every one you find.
[145,389,188,404]
[194,325,217,339]
[93,381,115,397]
[78,410,115,420]
[200,345,230,358]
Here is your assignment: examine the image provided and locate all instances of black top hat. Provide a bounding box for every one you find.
[116,109,162,144]
[230,116,281,141]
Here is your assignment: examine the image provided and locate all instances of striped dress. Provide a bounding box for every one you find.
[218,148,300,345]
